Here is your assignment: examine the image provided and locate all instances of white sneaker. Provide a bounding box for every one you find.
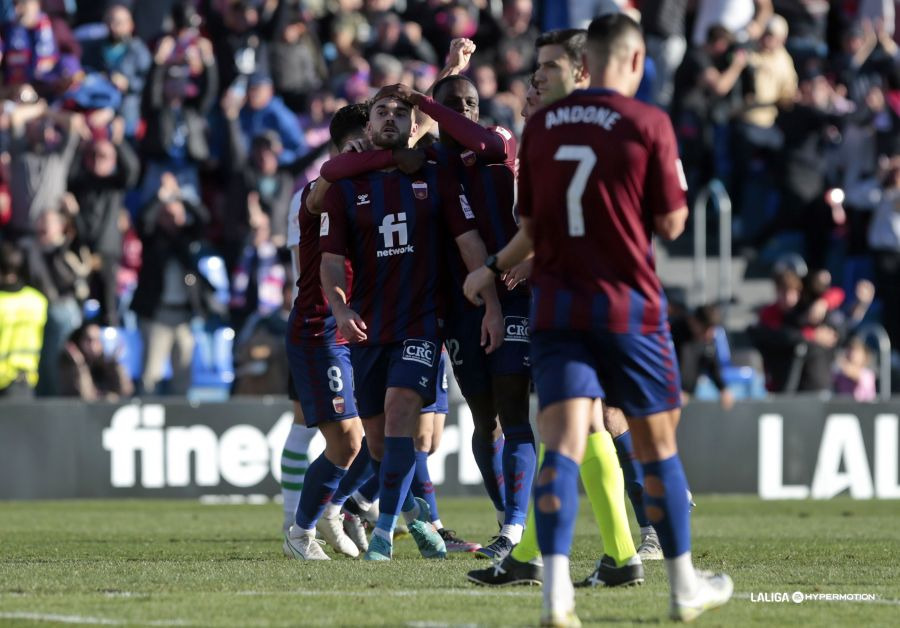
[316,514,360,557]
[283,528,330,560]
[342,512,369,552]
[637,529,663,561]
[669,571,733,622]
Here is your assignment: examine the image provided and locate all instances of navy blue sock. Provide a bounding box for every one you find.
[410,450,439,522]
[472,433,505,513]
[502,424,535,526]
[358,467,380,503]
[330,438,371,507]
[295,454,347,529]
[613,431,649,527]
[376,437,416,531]
[534,451,580,556]
[641,455,691,557]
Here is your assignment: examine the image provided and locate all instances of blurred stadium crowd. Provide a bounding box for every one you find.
[0,0,897,402]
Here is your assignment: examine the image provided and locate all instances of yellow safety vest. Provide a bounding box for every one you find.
[0,286,49,390]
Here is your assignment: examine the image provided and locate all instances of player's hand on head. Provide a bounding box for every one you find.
[393,148,426,174]
[503,259,532,290]
[480,305,504,354]
[463,266,493,306]
[447,38,476,71]
[373,83,422,107]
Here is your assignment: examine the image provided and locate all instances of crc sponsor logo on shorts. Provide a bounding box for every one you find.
[402,339,436,367]
[504,316,530,343]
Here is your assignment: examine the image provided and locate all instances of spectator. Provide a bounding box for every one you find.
[68,119,141,326]
[209,0,280,97]
[0,0,57,93]
[672,24,748,191]
[237,70,307,165]
[749,267,807,391]
[691,0,773,46]
[365,11,437,65]
[0,240,47,398]
[671,304,735,409]
[865,154,900,351]
[80,4,152,139]
[58,322,133,400]
[140,22,218,204]
[222,110,293,259]
[5,101,83,237]
[28,204,89,396]
[130,173,213,395]
[833,335,877,401]
[269,4,328,112]
[232,278,290,396]
[641,0,689,108]
[737,14,798,150]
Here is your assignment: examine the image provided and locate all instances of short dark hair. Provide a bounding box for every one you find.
[693,304,722,329]
[706,24,733,46]
[585,13,643,64]
[0,241,25,280]
[329,103,369,150]
[432,74,478,101]
[535,28,587,69]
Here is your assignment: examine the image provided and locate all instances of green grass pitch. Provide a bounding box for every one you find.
[1,497,898,626]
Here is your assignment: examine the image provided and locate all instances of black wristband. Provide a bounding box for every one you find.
[485,254,502,276]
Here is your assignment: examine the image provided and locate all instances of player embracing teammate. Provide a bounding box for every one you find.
[464,13,732,627]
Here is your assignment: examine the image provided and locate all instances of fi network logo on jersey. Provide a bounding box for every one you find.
[504,316,529,342]
[377,213,414,257]
[402,339,436,367]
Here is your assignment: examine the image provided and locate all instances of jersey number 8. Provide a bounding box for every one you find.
[327,366,344,392]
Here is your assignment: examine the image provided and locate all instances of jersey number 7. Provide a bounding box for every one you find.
[553,145,597,238]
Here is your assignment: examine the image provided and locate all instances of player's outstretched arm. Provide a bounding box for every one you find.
[374,82,506,161]
[454,230,504,353]
[409,37,476,146]
[463,219,534,305]
[320,252,367,343]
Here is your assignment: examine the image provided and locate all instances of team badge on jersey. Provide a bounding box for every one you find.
[461,150,477,167]
[332,396,345,413]
[402,339,436,367]
[412,181,428,200]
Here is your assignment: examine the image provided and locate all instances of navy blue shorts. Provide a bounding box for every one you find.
[286,341,357,427]
[530,328,682,417]
[445,297,531,398]
[351,337,442,418]
[422,351,450,414]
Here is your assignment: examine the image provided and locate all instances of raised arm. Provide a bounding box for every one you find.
[410,38,476,145]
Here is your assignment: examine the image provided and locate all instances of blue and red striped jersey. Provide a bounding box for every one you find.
[288,182,354,346]
[427,126,525,306]
[518,89,688,334]
[320,165,477,345]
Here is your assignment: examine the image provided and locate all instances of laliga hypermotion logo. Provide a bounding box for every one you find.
[377,212,414,257]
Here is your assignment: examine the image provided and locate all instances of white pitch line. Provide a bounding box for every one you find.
[0,612,189,626]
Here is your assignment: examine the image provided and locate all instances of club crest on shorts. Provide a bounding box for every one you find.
[412,180,428,200]
[504,316,530,342]
[402,339,436,367]
[461,150,477,167]
[332,396,345,414]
